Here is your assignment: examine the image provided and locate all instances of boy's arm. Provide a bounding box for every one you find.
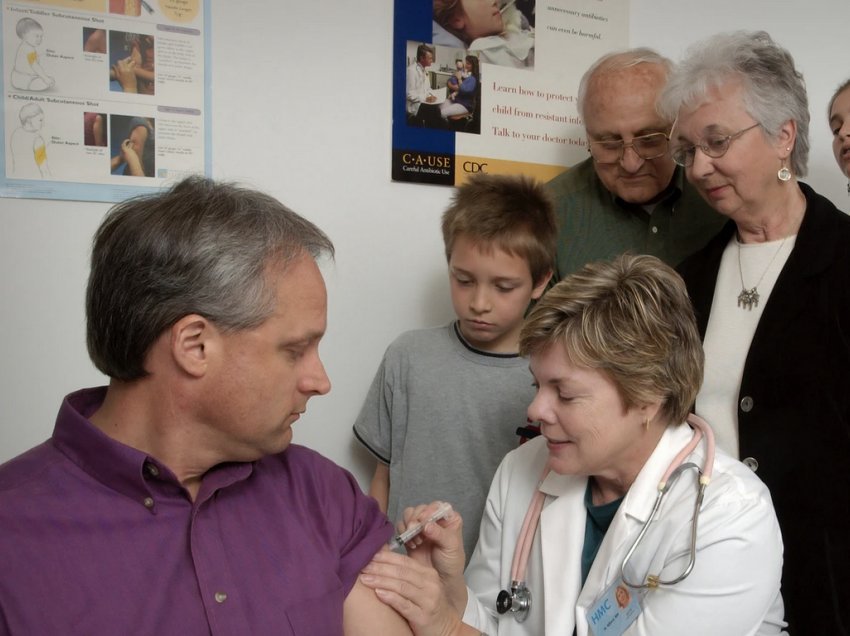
[369,462,390,513]
[353,345,397,512]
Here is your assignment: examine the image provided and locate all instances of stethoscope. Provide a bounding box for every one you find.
[496,413,715,623]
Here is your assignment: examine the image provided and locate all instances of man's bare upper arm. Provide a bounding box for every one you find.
[343,577,413,635]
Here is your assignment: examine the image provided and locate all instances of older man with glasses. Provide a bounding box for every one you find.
[545,48,726,280]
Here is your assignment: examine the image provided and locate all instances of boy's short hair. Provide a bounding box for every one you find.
[441,173,556,285]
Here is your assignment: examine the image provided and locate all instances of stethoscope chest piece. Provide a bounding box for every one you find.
[496,580,531,622]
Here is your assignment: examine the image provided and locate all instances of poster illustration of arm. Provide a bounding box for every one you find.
[391,0,629,185]
[1,0,211,202]
[10,102,50,177]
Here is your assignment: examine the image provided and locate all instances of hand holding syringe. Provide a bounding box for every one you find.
[389,501,453,551]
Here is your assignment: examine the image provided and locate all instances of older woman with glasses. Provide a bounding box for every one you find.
[660,31,850,635]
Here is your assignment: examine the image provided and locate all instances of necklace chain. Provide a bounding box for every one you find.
[736,237,787,310]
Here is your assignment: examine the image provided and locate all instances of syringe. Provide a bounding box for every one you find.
[389,502,453,549]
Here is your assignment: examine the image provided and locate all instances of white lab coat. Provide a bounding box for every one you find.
[406,62,430,116]
[462,424,787,635]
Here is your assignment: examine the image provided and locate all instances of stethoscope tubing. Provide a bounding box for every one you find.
[509,465,549,583]
[621,413,715,588]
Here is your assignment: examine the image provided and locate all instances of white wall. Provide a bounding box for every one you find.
[2,0,848,490]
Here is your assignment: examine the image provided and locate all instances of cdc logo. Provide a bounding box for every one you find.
[462,161,488,173]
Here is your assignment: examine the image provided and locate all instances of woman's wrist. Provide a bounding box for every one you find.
[446,579,469,616]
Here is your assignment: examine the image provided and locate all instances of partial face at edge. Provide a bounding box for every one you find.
[830,86,850,178]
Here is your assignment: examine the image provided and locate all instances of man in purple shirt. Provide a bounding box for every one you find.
[0,177,412,634]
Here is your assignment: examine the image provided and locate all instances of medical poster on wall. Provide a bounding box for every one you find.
[0,0,210,202]
[392,0,628,186]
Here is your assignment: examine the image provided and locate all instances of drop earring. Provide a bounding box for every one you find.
[778,150,792,182]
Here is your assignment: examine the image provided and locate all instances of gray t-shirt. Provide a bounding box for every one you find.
[353,322,535,561]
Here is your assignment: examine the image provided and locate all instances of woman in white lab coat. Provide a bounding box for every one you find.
[361,255,787,636]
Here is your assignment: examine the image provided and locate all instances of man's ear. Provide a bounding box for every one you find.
[170,314,213,378]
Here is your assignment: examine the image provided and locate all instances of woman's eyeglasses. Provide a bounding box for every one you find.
[671,123,761,167]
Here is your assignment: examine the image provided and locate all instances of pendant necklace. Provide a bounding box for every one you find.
[736,236,787,311]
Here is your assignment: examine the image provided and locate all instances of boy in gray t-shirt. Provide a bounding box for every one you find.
[353,174,556,561]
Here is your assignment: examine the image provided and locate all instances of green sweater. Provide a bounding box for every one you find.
[545,158,726,280]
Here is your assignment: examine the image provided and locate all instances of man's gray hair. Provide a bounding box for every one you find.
[658,30,810,176]
[86,176,334,381]
[576,48,673,120]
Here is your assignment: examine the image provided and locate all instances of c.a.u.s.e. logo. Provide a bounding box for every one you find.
[401,153,451,168]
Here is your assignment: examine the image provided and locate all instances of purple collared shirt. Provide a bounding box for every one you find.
[0,387,392,635]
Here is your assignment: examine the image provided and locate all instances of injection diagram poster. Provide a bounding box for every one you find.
[1,0,210,202]
[392,0,628,186]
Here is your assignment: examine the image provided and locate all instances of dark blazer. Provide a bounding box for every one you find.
[678,182,850,635]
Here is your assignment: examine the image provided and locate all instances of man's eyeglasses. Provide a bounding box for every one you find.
[670,123,761,167]
[587,132,670,164]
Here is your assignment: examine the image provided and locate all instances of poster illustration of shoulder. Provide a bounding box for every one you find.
[1,0,210,202]
[392,0,628,185]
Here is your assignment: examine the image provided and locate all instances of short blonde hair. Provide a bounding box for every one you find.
[519,254,702,426]
[441,173,556,286]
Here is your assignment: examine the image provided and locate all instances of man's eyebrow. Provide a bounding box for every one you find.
[633,127,670,136]
[280,331,325,347]
[588,125,670,140]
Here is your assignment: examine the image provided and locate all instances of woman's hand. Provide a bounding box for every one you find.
[360,549,465,636]
[398,503,465,586]
[130,41,143,67]
[120,139,145,176]
[120,138,135,158]
[390,502,469,614]
[112,57,138,93]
